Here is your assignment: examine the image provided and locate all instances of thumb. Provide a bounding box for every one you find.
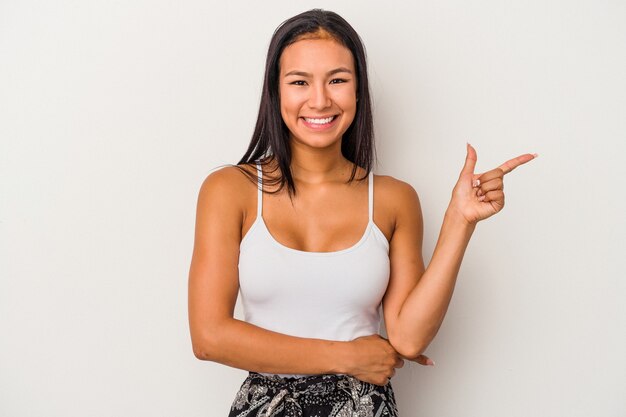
[414,354,435,367]
[460,142,477,176]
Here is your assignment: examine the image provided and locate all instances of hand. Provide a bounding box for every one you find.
[347,335,406,386]
[408,353,435,367]
[448,143,537,225]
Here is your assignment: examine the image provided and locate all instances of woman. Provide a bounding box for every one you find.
[188,9,536,417]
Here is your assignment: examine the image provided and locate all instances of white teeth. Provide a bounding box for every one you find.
[304,116,334,124]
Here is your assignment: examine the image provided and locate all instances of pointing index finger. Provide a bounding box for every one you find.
[498,153,538,175]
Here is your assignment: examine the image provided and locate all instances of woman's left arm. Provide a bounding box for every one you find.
[383,143,537,360]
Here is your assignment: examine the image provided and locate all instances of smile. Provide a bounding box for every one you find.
[304,116,335,124]
[301,115,338,130]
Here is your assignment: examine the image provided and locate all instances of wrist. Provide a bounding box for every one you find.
[444,207,477,232]
[328,340,353,375]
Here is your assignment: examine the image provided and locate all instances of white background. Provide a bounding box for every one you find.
[1,1,625,416]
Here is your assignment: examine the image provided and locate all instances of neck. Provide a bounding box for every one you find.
[288,140,354,184]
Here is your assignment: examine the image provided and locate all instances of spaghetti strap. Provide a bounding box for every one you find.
[255,162,263,218]
[368,171,373,222]
[237,163,391,379]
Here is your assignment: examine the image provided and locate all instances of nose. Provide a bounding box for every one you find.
[307,83,331,110]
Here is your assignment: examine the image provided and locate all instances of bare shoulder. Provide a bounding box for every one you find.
[195,164,259,229]
[198,164,255,203]
[372,173,422,239]
[200,163,255,189]
[374,173,421,212]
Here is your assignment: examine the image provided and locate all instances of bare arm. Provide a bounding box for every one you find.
[383,144,537,359]
[188,167,401,382]
[383,200,474,360]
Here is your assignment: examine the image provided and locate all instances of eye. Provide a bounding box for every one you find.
[289,80,307,86]
[330,78,349,84]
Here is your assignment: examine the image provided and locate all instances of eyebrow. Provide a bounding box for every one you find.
[284,67,353,77]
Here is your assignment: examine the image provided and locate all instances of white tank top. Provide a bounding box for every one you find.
[238,163,391,377]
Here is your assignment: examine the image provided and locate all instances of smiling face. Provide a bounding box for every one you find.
[278,37,357,151]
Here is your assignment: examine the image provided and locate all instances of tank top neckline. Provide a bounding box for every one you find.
[245,162,388,257]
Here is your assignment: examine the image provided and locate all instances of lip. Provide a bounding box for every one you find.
[300,115,339,130]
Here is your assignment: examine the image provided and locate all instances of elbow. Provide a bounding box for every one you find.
[191,332,220,361]
[192,342,212,361]
[388,319,442,360]
[190,317,233,361]
[394,340,427,361]
[388,331,429,360]
[190,317,235,361]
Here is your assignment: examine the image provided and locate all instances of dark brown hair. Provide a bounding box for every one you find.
[236,8,375,196]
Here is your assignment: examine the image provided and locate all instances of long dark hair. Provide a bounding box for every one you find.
[235,8,375,196]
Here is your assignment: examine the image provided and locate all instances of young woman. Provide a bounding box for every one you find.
[188,9,536,417]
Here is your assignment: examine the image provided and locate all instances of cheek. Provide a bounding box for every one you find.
[336,87,357,107]
[279,105,291,126]
[339,93,358,115]
[279,88,299,114]
[278,88,288,121]
[342,93,358,124]
[279,97,294,123]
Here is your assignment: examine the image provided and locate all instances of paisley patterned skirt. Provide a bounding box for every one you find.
[227,371,399,417]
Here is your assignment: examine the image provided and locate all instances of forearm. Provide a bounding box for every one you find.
[193,317,351,375]
[391,209,475,358]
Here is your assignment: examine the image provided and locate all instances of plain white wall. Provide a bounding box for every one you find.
[1,1,624,416]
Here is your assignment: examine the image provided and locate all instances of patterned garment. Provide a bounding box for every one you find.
[228,371,399,417]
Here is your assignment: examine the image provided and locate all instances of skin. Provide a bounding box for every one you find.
[187,37,537,386]
[279,38,357,160]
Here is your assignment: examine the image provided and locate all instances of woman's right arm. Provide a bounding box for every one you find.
[187,167,402,385]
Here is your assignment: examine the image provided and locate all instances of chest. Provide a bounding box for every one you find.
[241,182,394,252]
[238,221,391,311]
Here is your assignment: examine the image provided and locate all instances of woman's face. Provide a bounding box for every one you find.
[278,38,357,151]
